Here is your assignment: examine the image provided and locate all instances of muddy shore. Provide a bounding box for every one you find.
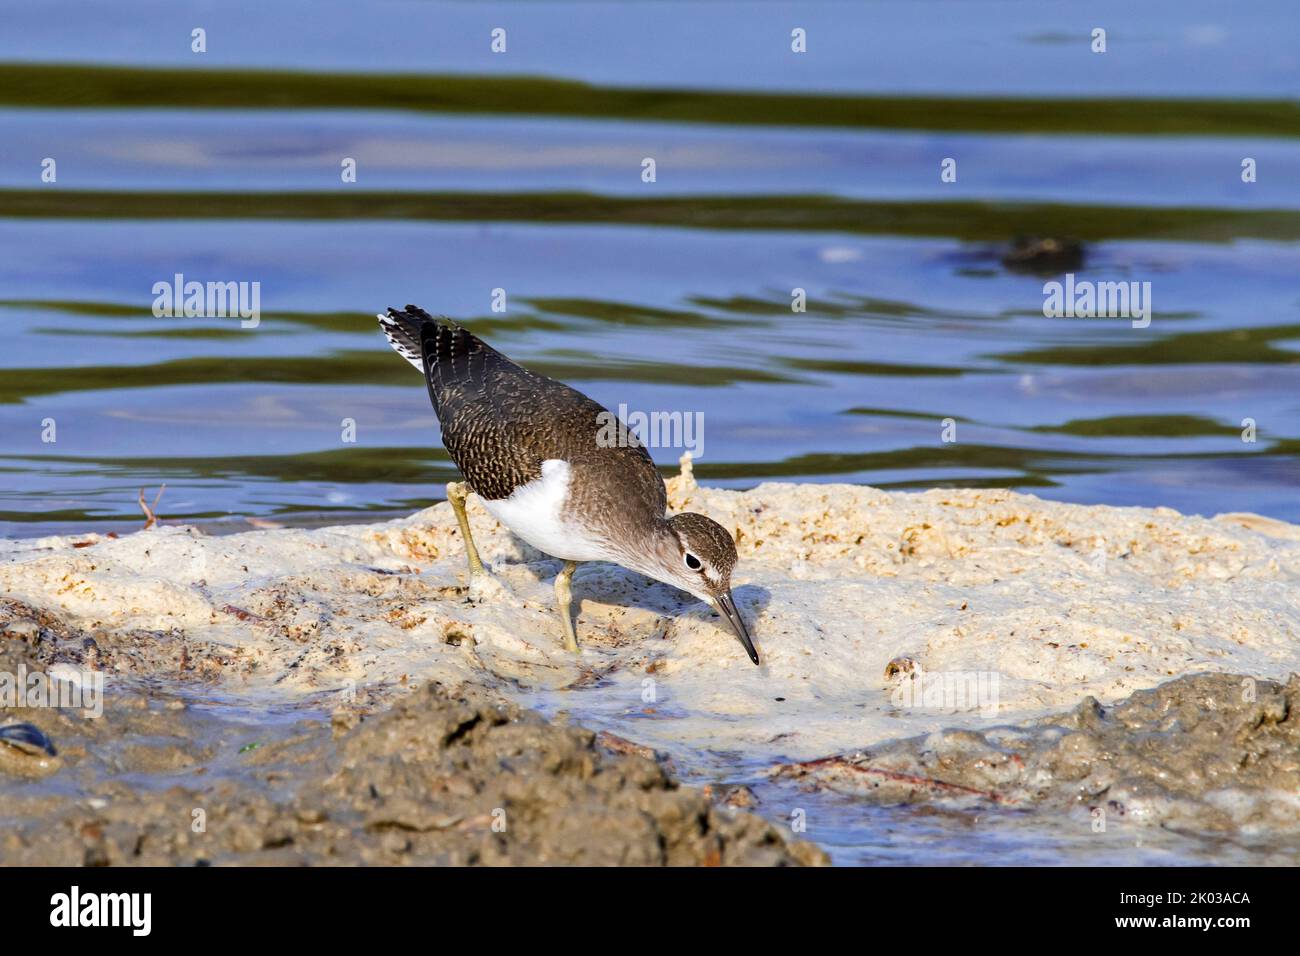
[779,671,1300,839]
[0,632,824,866]
[3,464,1300,863]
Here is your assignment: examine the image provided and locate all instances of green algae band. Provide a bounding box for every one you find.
[2,62,1297,137]
[3,190,1299,244]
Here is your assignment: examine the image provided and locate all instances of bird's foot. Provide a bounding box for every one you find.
[465,568,512,604]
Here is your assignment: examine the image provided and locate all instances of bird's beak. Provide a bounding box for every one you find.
[713,590,760,665]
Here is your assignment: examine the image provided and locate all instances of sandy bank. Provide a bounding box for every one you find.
[3,461,1299,769]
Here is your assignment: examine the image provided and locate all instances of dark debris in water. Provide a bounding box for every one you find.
[1000,236,1086,275]
[0,722,57,757]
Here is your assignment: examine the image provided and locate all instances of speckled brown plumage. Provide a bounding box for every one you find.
[381,305,667,539]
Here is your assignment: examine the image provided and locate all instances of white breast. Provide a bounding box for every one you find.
[477,459,611,562]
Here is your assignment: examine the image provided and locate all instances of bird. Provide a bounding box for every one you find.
[377,304,759,665]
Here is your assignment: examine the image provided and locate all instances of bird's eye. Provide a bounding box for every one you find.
[683,552,703,571]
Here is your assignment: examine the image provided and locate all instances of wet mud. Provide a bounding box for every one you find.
[4,466,1300,864]
[779,672,1300,840]
[0,630,825,866]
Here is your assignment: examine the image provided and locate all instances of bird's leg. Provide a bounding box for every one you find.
[446,481,486,576]
[554,560,581,653]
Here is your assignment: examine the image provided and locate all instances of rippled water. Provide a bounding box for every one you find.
[3,0,1297,537]
[2,0,1298,864]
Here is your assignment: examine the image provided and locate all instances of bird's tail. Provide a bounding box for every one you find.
[376,304,445,374]
[377,305,503,411]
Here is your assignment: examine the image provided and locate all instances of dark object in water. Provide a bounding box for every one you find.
[1001,236,1086,275]
[0,722,57,757]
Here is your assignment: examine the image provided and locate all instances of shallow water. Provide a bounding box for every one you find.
[4,0,1299,537]
[523,682,1300,867]
[3,0,1299,864]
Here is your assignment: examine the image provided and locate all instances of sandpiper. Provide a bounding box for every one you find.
[378,304,759,665]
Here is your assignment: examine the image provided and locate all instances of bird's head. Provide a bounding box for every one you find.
[637,512,758,665]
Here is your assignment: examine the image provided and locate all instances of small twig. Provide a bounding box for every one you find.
[138,484,166,529]
[788,755,1016,805]
[596,731,660,762]
[221,604,267,624]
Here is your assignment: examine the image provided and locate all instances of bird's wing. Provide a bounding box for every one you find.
[378,305,666,520]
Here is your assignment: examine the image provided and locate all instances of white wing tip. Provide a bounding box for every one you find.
[377,312,425,373]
